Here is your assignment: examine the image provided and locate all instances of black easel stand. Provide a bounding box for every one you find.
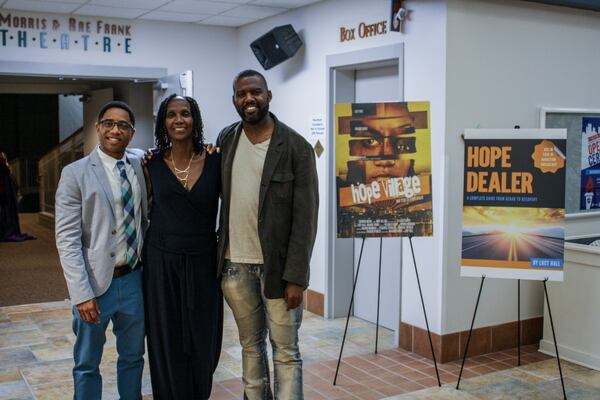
[408,236,441,387]
[518,279,521,366]
[334,236,441,387]
[334,236,366,385]
[456,277,567,399]
[544,278,567,400]
[375,237,383,354]
[456,275,486,390]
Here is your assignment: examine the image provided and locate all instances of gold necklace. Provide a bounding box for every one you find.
[170,151,196,189]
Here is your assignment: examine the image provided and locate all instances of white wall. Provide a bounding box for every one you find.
[235,0,448,332]
[444,0,600,333]
[0,10,240,142]
[58,94,83,141]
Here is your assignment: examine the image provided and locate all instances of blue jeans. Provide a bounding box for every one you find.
[222,261,303,400]
[72,269,145,400]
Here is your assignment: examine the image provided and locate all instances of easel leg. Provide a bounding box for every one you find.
[518,279,521,366]
[375,237,383,354]
[408,236,441,387]
[457,275,486,390]
[543,279,567,400]
[334,236,366,385]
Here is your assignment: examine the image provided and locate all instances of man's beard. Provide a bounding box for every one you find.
[237,102,270,125]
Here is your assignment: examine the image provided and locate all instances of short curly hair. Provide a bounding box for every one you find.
[154,94,204,153]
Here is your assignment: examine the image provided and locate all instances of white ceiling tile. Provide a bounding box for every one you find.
[88,0,170,9]
[222,4,285,18]
[249,0,320,8]
[197,14,257,27]
[158,1,236,15]
[140,10,210,23]
[73,5,148,18]
[3,0,82,13]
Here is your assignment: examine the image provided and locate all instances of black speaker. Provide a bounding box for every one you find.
[250,25,303,70]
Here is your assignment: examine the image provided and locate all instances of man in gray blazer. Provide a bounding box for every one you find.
[217,70,318,399]
[55,101,148,400]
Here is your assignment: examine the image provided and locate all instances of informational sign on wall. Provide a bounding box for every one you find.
[580,117,600,210]
[335,101,433,238]
[0,10,133,53]
[461,129,567,281]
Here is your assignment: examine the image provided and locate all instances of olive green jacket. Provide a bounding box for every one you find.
[216,113,319,298]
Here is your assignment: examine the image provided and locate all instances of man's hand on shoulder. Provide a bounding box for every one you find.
[205,143,220,155]
[284,282,304,311]
[76,298,101,324]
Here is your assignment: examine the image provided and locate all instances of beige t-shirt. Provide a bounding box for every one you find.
[225,130,270,264]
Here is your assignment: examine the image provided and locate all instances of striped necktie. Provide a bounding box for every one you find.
[116,160,138,269]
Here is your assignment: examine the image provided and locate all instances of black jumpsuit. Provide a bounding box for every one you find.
[143,152,222,399]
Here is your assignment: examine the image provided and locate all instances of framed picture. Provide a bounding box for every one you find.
[540,107,600,252]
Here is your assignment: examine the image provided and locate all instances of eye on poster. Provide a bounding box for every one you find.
[580,118,600,210]
[335,102,433,238]
[461,129,567,281]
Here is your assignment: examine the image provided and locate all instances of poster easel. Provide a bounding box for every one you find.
[333,236,441,388]
[458,129,568,399]
[455,277,567,400]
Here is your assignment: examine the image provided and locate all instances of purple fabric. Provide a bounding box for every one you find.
[0,166,35,242]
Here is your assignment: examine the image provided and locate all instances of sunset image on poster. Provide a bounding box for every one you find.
[335,102,432,238]
[462,206,564,268]
[461,130,567,281]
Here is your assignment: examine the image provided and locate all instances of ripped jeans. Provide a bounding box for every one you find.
[221,261,303,400]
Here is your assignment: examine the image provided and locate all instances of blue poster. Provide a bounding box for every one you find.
[581,117,600,210]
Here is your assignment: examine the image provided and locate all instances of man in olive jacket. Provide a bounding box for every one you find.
[217,69,318,400]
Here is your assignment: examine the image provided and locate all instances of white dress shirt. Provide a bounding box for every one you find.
[97,147,143,266]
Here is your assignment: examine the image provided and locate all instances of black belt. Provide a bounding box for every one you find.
[113,261,141,278]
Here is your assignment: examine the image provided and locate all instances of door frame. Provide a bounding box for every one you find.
[325,43,405,333]
[0,60,167,81]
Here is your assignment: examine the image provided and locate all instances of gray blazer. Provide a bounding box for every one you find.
[216,113,319,299]
[55,148,148,306]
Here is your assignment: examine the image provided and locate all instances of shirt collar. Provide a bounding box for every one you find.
[96,146,128,170]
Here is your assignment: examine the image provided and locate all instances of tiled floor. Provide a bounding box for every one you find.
[0,299,597,399]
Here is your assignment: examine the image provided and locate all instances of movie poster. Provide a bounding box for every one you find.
[580,117,600,210]
[461,129,567,281]
[335,102,433,238]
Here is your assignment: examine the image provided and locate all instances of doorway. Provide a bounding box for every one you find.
[326,44,404,343]
[0,62,192,306]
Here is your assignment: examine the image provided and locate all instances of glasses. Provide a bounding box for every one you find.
[100,119,134,133]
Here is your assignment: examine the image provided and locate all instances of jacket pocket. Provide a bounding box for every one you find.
[270,172,294,203]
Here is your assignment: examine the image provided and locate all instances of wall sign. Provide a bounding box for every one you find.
[0,10,133,54]
[339,20,387,43]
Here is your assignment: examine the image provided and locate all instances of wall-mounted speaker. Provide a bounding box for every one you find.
[250,25,303,70]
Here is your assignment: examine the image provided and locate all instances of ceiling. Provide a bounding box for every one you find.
[0,0,324,27]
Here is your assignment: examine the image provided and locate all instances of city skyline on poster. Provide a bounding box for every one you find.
[461,129,567,281]
[335,101,433,238]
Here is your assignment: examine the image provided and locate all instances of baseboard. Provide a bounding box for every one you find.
[303,289,324,316]
[37,211,54,229]
[400,316,544,363]
[540,339,600,371]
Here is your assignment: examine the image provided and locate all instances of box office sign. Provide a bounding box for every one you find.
[335,101,433,238]
[461,129,567,281]
[0,10,133,53]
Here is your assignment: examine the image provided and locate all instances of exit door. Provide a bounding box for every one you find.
[327,44,404,344]
[352,64,401,330]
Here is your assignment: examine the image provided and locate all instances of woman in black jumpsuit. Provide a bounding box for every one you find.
[143,94,222,399]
